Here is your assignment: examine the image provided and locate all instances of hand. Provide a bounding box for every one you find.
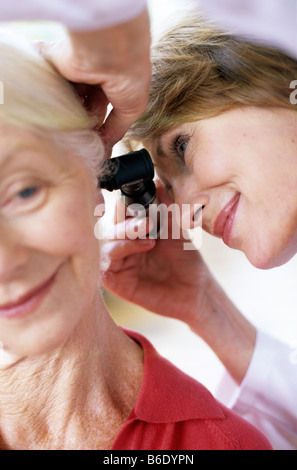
[38,9,151,154]
[99,185,256,384]
[99,186,213,326]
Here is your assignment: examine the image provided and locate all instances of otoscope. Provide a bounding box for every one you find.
[98,149,157,215]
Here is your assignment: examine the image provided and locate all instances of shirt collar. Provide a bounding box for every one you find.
[124,329,225,423]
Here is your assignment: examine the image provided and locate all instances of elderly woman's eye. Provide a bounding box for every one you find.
[1,182,46,214]
[17,186,39,199]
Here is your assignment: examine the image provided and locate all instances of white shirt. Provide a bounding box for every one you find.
[217,330,297,450]
[0,0,148,30]
[0,0,295,55]
[199,0,297,59]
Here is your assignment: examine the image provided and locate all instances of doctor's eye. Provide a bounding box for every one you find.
[171,135,189,160]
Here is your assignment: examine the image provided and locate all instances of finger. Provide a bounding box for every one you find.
[113,196,128,225]
[98,86,149,149]
[104,216,154,241]
[114,196,138,225]
[102,237,155,261]
[99,109,135,151]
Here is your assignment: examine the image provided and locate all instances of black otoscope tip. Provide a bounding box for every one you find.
[98,148,154,192]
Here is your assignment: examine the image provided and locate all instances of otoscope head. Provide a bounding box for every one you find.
[98,149,156,209]
[98,148,154,192]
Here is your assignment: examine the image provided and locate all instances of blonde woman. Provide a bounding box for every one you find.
[0,32,272,450]
[102,17,297,449]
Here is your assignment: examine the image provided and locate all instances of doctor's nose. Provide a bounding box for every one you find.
[178,203,205,231]
[174,192,209,231]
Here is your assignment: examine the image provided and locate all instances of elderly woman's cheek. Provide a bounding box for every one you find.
[49,183,98,246]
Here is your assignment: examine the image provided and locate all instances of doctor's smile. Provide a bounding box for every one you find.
[213,193,241,247]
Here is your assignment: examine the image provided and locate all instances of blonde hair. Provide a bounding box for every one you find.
[127,16,297,143]
[0,31,103,174]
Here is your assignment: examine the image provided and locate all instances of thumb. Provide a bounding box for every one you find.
[98,108,133,151]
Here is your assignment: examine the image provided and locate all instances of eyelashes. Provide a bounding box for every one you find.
[17,186,39,200]
[170,135,190,161]
[1,181,47,215]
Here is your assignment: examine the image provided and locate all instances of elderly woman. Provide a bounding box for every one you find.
[0,33,272,450]
[101,17,297,449]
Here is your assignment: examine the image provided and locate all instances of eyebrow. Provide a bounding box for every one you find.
[0,142,30,169]
[0,141,48,170]
[0,152,16,170]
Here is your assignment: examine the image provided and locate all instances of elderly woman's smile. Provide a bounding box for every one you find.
[0,127,101,357]
[0,265,60,319]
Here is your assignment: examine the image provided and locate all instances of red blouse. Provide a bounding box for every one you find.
[112,329,272,450]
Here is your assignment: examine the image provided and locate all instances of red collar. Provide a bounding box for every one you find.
[124,329,225,423]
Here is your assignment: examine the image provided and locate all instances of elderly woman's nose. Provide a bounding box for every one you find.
[0,228,28,281]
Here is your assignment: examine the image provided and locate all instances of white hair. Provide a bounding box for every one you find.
[0,29,104,175]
